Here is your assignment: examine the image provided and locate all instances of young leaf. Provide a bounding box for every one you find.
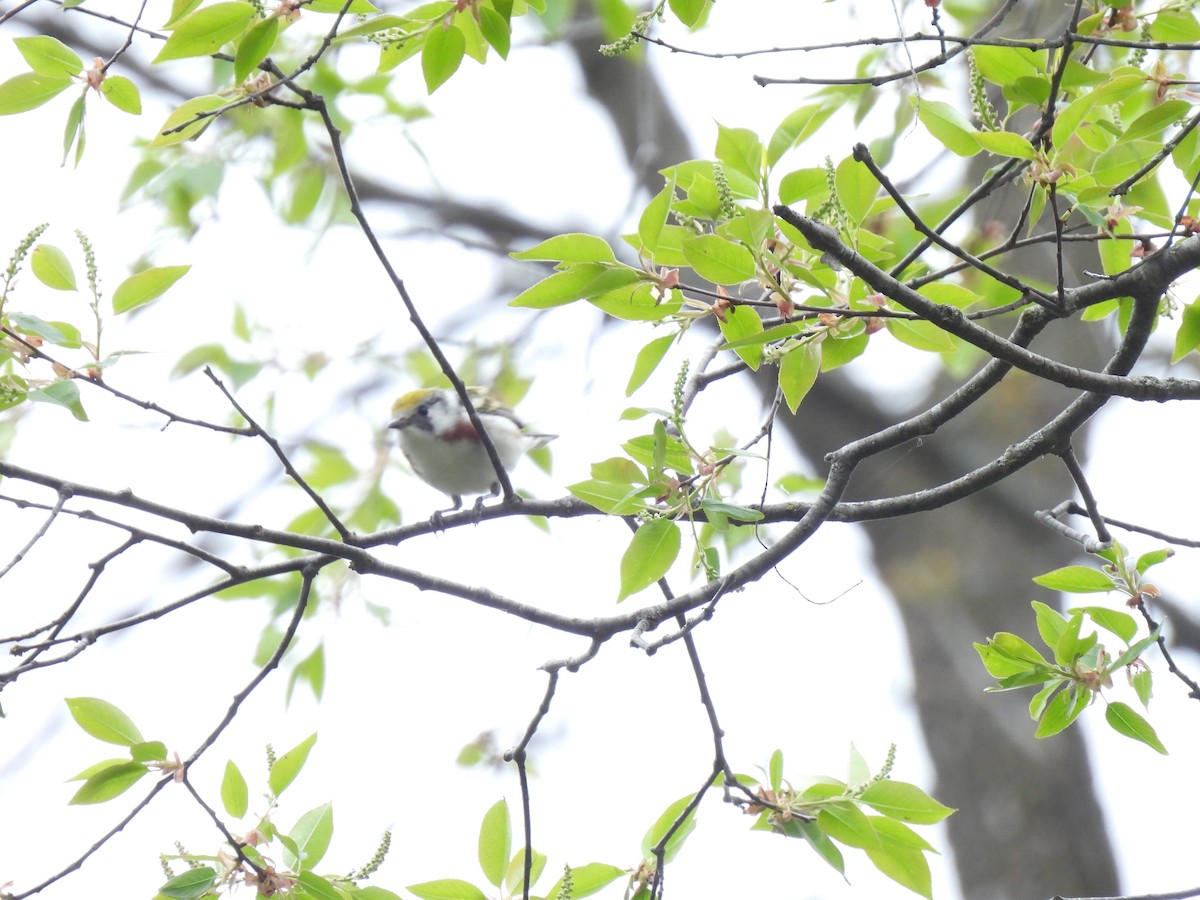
[779,341,821,413]
[626,334,675,396]
[641,793,698,864]
[512,233,616,264]
[681,233,756,285]
[31,244,77,291]
[859,780,954,824]
[100,75,141,114]
[618,518,681,601]
[222,760,249,818]
[1031,600,1068,651]
[28,379,88,421]
[668,0,708,28]
[422,23,466,93]
[915,98,980,157]
[269,732,318,796]
[15,36,84,77]
[148,95,227,147]
[835,154,878,224]
[717,306,764,370]
[1032,565,1114,593]
[69,761,148,804]
[407,880,488,900]
[638,175,677,260]
[0,72,73,116]
[158,866,219,900]
[65,697,145,745]
[544,863,626,900]
[478,799,511,889]
[1105,701,1167,754]
[817,802,881,850]
[112,265,190,313]
[768,749,783,793]
[285,802,334,871]
[154,1,257,63]
[234,16,280,84]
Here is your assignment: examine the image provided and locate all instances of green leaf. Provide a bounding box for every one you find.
[407,878,489,900]
[234,16,280,84]
[31,244,77,291]
[269,732,318,796]
[973,130,1035,159]
[1121,99,1189,143]
[682,234,755,285]
[221,760,249,818]
[285,802,334,871]
[545,863,626,900]
[865,826,933,899]
[1033,565,1114,593]
[626,334,675,396]
[668,0,707,27]
[478,799,511,889]
[767,749,783,793]
[1031,600,1068,652]
[99,75,141,114]
[768,103,835,168]
[971,45,1042,86]
[779,341,820,413]
[717,305,764,370]
[305,0,381,10]
[1105,701,1167,753]
[817,802,881,850]
[510,264,639,309]
[15,36,83,77]
[1072,606,1138,644]
[1035,684,1084,737]
[28,379,88,421]
[112,265,190,314]
[422,23,466,93]
[154,2,257,63]
[885,317,958,353]
[283,166,325,224]
[69,761,148,804]
[158,866,219,900]
[0,72,73,116]
[65,697,144,745]
[130,741,168,762]
[641,794,697,864]
[794,818,845,873]
[286,643,326,703]
[297,871,343,900]
[148,94,226,147]
[638,175,676,260]
[567,479,653,515]
[915,98,979,156]
[618,518,681,601]
[859,780,955,824]
[1171,300,1200,362]
[715,123,764,189]
[1135,547,1173,574]
[835,154,878,224]
[62,93,86,166]
[478,6,511,57]
[512,233,616,264]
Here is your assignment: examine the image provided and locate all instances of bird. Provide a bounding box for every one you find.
[388,387,555,515]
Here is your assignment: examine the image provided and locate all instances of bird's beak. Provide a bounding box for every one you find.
[388,413,410,430]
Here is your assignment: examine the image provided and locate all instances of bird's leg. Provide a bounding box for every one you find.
[428,494,464,532]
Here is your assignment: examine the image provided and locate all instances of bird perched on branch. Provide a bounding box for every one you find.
[389,387,555,514]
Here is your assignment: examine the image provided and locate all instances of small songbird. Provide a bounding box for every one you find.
[388,387,555,512]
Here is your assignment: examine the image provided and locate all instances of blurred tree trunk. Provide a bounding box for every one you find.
[568,4,1119,898]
